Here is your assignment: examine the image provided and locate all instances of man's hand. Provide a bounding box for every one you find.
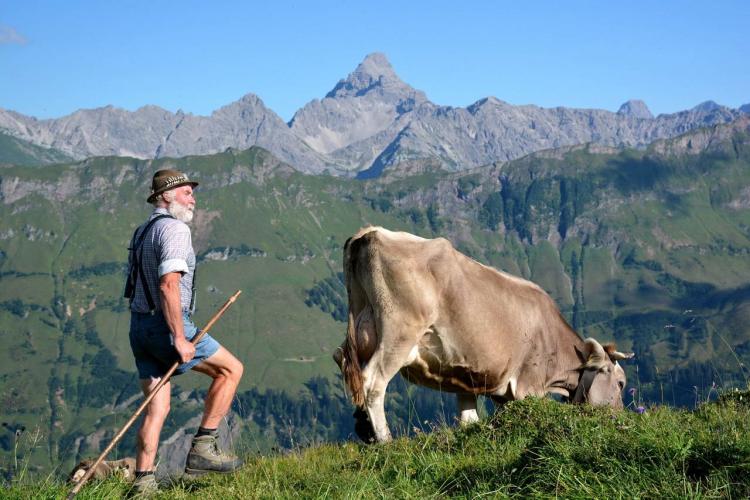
[174,336,196,363]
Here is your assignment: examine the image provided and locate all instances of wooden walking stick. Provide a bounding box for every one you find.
[67,290,242,498]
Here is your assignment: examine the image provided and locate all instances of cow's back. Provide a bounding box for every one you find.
[349,227,570,398]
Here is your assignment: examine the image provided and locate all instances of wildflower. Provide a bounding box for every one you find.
[628,387,637,396]
[635,406,646,414]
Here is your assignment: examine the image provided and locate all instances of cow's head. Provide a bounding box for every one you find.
[573,338,634,408]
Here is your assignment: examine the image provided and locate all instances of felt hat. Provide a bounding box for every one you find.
[147,169,199,203]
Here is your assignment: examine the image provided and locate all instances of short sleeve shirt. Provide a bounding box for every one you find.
[128,208,196,314]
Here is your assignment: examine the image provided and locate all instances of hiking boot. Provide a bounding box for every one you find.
[130,473,158,497]
[184,434,243,475]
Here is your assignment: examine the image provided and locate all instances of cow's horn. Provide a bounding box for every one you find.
[603,343,635,361]
[608,350,635,361]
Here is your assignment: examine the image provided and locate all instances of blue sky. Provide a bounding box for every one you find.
[1,1,748,121]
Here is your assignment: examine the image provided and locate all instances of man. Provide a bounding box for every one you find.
[125,169,244,494]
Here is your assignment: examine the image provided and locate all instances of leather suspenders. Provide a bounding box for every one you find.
[124,214,174,312]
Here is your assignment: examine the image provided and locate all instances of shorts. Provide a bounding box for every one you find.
[129,311,220,379]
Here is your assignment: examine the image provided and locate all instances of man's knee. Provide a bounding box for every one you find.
[229,358,243,384]
[218,348,243,383]
[145,399,170,421]
[140,380,171,418]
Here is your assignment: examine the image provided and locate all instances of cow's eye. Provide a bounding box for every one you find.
[618,380,625,390]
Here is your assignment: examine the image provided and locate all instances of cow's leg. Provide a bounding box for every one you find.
[361,361,392,443]
[353,406,376,443]
[361,340,419,443]
[457,393,479,425]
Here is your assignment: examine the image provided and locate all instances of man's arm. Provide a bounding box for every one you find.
[160,272,195,363]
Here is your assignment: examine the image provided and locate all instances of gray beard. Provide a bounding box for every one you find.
[168,200,194,223]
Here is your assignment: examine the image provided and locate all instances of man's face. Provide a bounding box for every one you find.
[166,185,196,223]
[173,185,195,209]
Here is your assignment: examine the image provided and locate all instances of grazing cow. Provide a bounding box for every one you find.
[333,227,633,443]
[68,457,136,484]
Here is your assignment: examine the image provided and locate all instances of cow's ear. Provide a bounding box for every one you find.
[574,344,587,364]
[581,338,608,369]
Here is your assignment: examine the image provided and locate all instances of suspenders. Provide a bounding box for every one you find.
[125,214,196,313]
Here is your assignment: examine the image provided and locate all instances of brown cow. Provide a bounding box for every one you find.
[334,227,633,443]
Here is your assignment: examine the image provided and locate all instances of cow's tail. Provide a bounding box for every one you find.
[341,233,370,408]
[343,307,365,407]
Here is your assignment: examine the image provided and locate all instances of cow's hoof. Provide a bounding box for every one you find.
[353,408,376,444]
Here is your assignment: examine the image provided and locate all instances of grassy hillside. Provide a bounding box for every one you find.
[1,119,749,480]
[6,393,750,498]
[0,132,72,167]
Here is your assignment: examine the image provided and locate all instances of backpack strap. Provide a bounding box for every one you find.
[188,266,197,314]
[124,214,175,312]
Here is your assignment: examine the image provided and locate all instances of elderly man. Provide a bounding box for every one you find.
[124,169,244,493]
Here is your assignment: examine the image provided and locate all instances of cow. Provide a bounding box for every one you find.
[333,226,633,443]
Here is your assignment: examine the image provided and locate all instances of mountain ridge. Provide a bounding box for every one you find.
[0,53,746,175]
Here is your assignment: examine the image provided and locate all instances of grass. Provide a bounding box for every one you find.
[5,393,750,498]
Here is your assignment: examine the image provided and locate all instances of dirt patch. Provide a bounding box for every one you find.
[283,356,316,363]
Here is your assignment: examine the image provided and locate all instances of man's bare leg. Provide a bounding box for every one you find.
[191,346,244,428]
[185,346,244,474]
[136,378,171,471]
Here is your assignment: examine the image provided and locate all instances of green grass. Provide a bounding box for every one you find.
[6,394,750,498]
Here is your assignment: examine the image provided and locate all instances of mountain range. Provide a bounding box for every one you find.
[1,53,748,176]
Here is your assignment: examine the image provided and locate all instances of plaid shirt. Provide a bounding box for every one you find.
[127,208,196,314]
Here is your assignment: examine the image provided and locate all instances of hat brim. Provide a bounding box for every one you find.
[147,180,199,203]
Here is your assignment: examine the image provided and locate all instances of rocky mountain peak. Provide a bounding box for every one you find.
[237,92,263,104]
[617,99,653,119]
[289,53,429,158]
[224,93,267,110]
[211,93,275,119]
[325,52,414,99]
[135,104,168,113]
[356,52,396,78]
[738,103,750,114]
[467,96,511,114]
[692,100,722,113]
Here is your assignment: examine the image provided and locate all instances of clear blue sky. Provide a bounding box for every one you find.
[1,1,748,121]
